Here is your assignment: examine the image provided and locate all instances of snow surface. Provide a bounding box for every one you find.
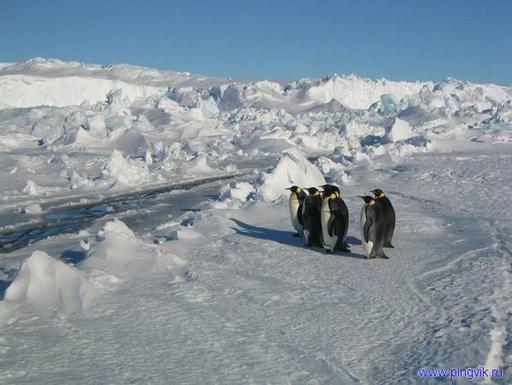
[0,58,511,384]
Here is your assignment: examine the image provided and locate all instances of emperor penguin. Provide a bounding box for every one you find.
[359,196,388,259]
[371,189,395,248]
[301,187,323,247]
[320,184,350,253]
[286,186,307,237]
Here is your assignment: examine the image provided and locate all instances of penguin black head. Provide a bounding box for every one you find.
[359,195,376,205]
[320,184,340,198]
[371,189,385,198]
[286,186,302,193]
[306,187,321,196]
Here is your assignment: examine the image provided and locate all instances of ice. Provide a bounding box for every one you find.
[21,203,42,214]
[227,182,254,201]
[101,149,149,186]
[168,228,203,240]
[385,117,416,142]
[81,219,173,278]
[0,58,511,384]
[257,147,326,201]
[178,154,215,175]
[4,251,96,315]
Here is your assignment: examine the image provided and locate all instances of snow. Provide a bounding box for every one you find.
[386,117,416,142]
[3,251,96,315]
[21,203,42,214]
[101,149,149,187]
[82,219,183,279]
[0,58,511,384]
[257,147,326,202]
[226,181,254,201]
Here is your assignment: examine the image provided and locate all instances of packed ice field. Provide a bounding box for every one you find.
[0,58,511,384]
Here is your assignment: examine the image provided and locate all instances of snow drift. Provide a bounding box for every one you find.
[257,147,326,202]
[4,251,96,315]
[82,219,186,279]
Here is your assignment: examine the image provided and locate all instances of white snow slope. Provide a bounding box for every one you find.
[0,58,511,384]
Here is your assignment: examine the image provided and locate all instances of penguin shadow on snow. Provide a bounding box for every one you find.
[231,219,365,259]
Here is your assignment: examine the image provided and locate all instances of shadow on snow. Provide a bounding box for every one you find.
[230,218,365,259]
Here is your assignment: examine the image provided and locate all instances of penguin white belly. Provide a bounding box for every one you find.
[321,198,337,250]
[289,195,302,233]
[360,206,373,257]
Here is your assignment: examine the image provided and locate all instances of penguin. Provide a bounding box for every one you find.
[301,187,323,247]
[320,184,350,253]
[286,186,307,237]
[359,196,388,259]
[371,189,395,248]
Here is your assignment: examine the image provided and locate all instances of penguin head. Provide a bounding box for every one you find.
[320,184,340,198]
[359,195,373,204]
[359,195,376,205]
[371,189,385,198]
[306,187,321,196]
[286,186,302,194]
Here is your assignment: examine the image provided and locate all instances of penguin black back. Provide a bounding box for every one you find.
[302,187,323,246]
[371,189,395,248]
[320,184,350,252]
[359,195,387,258]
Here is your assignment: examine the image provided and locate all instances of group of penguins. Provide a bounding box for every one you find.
[286,184,395,259]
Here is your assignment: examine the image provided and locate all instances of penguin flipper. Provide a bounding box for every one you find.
[327,215,335,237]
[297,203,304,226]
[363,216,373,243]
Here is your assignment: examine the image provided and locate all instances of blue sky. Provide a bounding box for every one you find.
[1,0,511,83]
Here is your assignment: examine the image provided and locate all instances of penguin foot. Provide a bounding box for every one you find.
[384,242,394,248]
[379,254,389,259]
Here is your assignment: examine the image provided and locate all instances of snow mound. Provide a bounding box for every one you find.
[297,74,428,109]
[21,180,59,196]
[22,203,43,214]
[386,118,416,142]
[219,182,254,202]
[316,156,351,184]
[82,219,185,278]
[4,251,96,315]
[257,147,326,202]
[0,74,163,109]
[178,154,215,174]
[168,228,203,241]
[102,149,149,186]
